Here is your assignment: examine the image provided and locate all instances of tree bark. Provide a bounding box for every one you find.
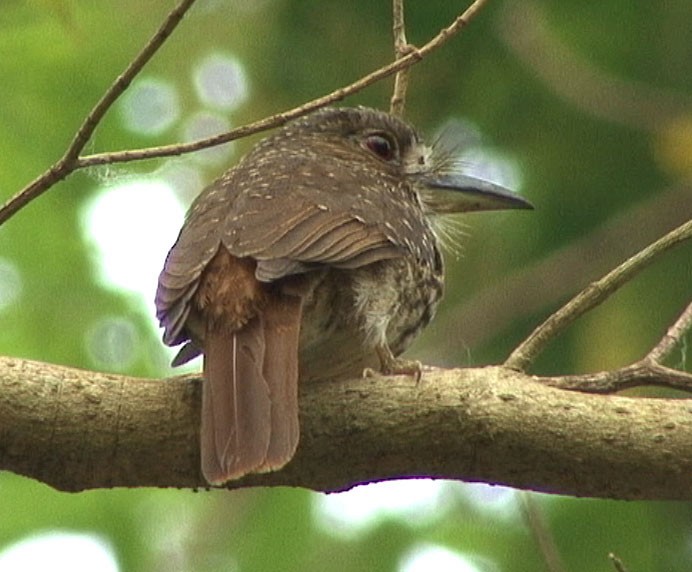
[1,355,690,499]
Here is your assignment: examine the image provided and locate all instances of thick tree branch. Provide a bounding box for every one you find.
[2,355,692,499]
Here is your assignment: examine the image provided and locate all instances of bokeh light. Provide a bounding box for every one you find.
[0,257,22,311]
[155,161,205,204]
[85,316,139,371]
[80,179,185,321]
[118,77,180,136]
[193,52,249,111]
[399,544,492,572]
[436,117,523,192]
[460,483,519,520]
[313,479,451,537]
[0,531,119,572]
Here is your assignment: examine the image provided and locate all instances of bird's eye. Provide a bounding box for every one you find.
[363,133,397,162]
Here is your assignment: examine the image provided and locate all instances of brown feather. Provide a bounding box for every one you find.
[201,322,271,484]
[153,108,456,485]
[190,248,304,483]
[255,291,302,472]
[193,249,271,483]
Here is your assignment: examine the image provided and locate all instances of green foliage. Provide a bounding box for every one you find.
[1,0,691,570]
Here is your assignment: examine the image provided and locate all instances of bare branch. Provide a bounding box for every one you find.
[537,299,692,394]
[66,0,198,164]
[78,0,493,166]
[505,218,692,372]
[0,0,199,226]
[647,300,692,364]
[3,356,692,499]
[538,361,692,394]
[0,0,492,226]
[389,0,411,116]
[608,553,630,572]
[425,184,692,358]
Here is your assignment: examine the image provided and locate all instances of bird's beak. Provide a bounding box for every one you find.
[417,172,533,214]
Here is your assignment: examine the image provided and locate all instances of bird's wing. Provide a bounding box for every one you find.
[218,144,415,281]
[155,143,417,352]
[223,200,402,281]
[155,181,233,350]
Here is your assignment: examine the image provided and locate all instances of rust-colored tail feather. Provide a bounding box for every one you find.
[200,292,302,485]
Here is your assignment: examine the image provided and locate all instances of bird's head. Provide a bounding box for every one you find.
[284,106,533,215]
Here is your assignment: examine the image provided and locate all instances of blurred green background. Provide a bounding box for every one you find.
[1,0,691,570]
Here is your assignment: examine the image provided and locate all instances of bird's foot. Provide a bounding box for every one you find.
[362,344,422,381]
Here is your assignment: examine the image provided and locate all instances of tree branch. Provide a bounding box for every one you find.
[505,218,692,371]
[2,355,692,499]
[426,183,692,357]
[608,553,630,572]
[538,299,692,393]
[647,300,692,363]
[0,0,491,227]
[389,0,411,117]
[540,361,692,394]
[77,0,489,167]
[0,0,199,226]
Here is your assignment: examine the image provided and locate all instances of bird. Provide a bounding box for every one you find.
[155,106,532,485]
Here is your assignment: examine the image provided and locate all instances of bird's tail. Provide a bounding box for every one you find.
[201,293,301,485]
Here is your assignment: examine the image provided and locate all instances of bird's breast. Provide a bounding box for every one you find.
[296,247,444,382]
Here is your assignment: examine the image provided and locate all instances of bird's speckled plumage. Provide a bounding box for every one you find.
[155,106,531,484]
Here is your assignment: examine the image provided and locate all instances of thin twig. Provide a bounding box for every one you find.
[74,0,490,161]
[537,300,692,394]
[519,493,568,572]
[425,183,692,357]
[0,0,199,226]
[389,0,410,116]
[0,0,492,227]
[608,553,630,572]
[505,218,692,372]
[66,0,197,164]
[647,300,692,363]
[538,361,692,394]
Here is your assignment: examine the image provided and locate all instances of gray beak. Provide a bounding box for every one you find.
[417,173,534,214]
